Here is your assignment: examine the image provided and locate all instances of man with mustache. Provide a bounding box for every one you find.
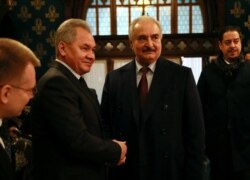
[101,16,205,180]
[197,26,250,180]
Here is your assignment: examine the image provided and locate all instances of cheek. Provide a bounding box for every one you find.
[134,45,144,52]
[156,44,162,51]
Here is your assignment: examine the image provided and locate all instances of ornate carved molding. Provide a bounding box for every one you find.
[94,33,219,58]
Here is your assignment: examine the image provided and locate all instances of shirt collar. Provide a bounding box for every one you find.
[55,59,81,80]
[135,59,157,73]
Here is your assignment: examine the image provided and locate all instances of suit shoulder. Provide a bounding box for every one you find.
[108,60,133,75]
[161,57,192,73]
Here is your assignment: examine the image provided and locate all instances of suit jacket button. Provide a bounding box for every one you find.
[161,128,167,135]
[163,104,168,111]
[163,152,169,158]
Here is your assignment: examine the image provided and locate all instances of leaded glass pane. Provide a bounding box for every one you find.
[145,6,156,18]
[192,5,203,33]
[178,6,189,33]
[105,0,111,5]
[86,0,205,35]
[159,6,171,34]
[86,8,97,35]
[98,0,110,5]
[117,0,129,5]
[137,0,151,5]
[98,0,103,5]
[130,0,137,5]
[131,6,143,21]
[98,8,111,35]
[158,0,171,4]
[117,7,129,35]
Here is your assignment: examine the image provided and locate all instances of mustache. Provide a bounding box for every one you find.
[142,47,156,52]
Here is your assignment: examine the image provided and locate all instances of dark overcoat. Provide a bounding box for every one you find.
[101,57,205,180]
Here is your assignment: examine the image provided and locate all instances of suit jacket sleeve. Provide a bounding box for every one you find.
[32,73,121,165]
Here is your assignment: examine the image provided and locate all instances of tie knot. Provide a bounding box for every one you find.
[140,67,149,75]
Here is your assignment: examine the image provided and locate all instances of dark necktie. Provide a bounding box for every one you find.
[79,77,88,89]
[79,77,95,97]
[138,67,149,107]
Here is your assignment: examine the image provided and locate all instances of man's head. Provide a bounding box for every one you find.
[0,38,40,118]
[55,18,96,75]
[129,16,162,66]
[218,26,242,62]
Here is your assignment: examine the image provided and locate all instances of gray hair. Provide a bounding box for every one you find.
[128,16,162,41]
[55,18,92,56]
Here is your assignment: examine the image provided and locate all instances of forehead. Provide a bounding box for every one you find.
[133,20,161,36]
[222,31,240,40]
[75,27,96,46]
[18,63,36,86]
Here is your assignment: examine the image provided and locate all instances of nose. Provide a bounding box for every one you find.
[87,50,95,60]
[230,41,237,47]
[146,38,154,47]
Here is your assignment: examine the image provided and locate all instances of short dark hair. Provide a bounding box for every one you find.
[218,26,241,42]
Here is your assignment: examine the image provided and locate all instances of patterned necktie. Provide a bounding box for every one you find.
[138,67,149,107]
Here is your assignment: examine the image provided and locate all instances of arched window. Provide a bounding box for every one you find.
[86,0,205,35]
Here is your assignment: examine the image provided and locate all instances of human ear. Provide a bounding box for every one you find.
[58,41,67,57]
[0,85,11,104]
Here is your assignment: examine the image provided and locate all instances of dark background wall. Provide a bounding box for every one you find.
[0,0,250,79]
[0,0,65,79]
[225,0,250,53]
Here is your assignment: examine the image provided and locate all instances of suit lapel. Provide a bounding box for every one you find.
[121,61,141,127]
[0,145,12,178]
[51,62,102,122]
[143,58,174,122]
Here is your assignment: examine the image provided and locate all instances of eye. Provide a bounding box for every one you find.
[80,46,88,50]
[137,35,147,41]
[223,40,231,46]
[152,35,159,41]
[233,39,239,44]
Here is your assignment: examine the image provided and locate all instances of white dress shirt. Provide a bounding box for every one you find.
[0,118,5,148]
[135,60,156,90]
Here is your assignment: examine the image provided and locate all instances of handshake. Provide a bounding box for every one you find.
[113,139,127,166]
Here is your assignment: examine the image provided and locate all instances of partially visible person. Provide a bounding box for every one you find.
[30,18,127,180]
[197,26,250,180]
[244,50,250,61]
[101,16,205,180]
[0,38,40,180]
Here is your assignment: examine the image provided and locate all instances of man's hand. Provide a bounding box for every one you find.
[113,139,127,166]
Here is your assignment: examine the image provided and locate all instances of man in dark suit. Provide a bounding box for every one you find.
[30,18,127,180]
[101,16,205,180]
[197,26,250,180]
[0,38,40,180]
